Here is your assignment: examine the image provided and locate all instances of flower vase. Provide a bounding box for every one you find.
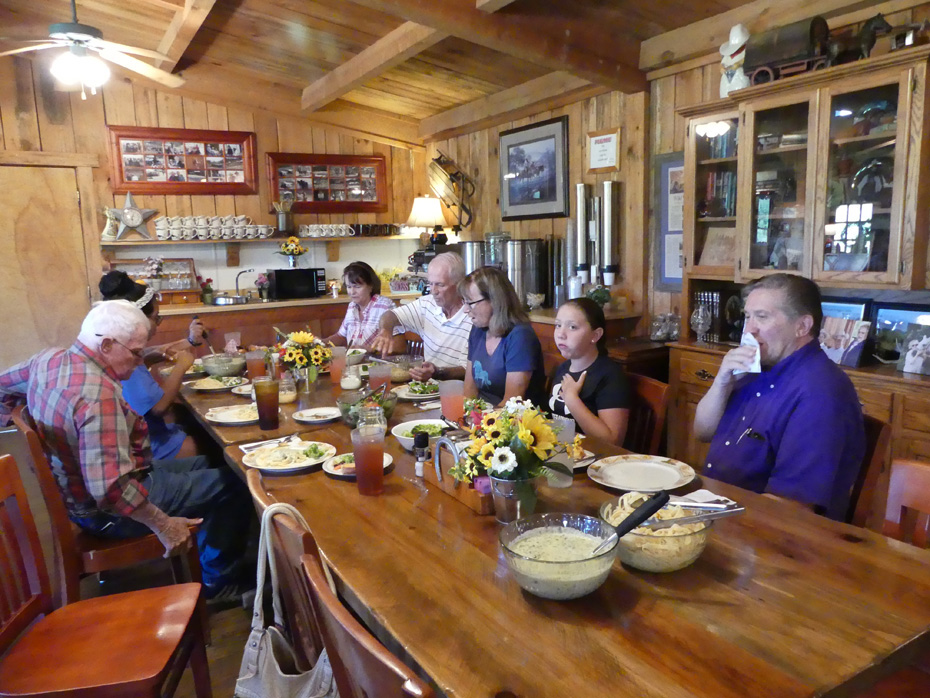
[259,287,269,301]
[287,255,298,269]
[201,292,214,305]
[488,475,539,524]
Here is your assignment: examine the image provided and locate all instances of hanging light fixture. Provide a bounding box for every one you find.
[405,195,448,244]
[50,44,110,99]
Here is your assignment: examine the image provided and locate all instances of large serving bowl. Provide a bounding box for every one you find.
[202,353,246,377]
[335,389,398,427]
[499,513,618,600]
[382,354,420,383]
[391,419,447,450]
[599,500,712,573]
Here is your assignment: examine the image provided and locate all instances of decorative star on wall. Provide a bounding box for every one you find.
[109,193,157,240]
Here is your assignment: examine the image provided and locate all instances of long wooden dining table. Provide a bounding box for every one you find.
[181,376,930,698]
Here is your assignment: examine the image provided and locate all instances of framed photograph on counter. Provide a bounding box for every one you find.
[108,126,257,195]
[266,153,388,214]
[499,116,569,221]
[653,151,684,291]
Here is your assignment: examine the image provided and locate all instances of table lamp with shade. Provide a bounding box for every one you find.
[406,195,448,245]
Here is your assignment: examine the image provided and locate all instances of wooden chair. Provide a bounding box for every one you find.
[846,414,892,529]
[301,553,434,698]
[859,458,930,696]
[11,405,208,640]
[246,469,325,669]
[623,372,670,456]
[404,332,424,359]
[882,459,930,546]
[0,453,212,698]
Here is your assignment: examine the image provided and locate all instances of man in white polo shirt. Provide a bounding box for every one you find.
[371,252,472,381]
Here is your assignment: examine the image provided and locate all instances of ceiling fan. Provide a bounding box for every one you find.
[0,0,185,97]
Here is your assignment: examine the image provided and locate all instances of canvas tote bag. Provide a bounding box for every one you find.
[235,502,339,698]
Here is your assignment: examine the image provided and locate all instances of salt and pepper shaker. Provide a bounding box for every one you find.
[413,432,429,478]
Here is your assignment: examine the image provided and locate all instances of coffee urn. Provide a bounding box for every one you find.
[458,241,486,274]
[505,238,548,307]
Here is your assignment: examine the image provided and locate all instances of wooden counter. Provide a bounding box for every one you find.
[181,376,930,698]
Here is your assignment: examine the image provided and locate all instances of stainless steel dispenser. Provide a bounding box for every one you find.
[601,180,621,284]
[459,241,486,274]
[505,239,547,307]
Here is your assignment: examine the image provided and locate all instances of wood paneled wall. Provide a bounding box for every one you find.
[427,90,649,322]
[0,53,425,282]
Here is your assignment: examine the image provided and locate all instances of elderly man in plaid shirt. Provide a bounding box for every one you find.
[0,300,250,601]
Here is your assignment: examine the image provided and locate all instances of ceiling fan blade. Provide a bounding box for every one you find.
[88,39,169,61]
[96,48,185,89]
[0,43,63,58]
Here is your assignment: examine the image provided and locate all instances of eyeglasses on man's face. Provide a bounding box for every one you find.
[96,334,145,360]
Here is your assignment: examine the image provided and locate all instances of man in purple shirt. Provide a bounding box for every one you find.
[695,274,865,520]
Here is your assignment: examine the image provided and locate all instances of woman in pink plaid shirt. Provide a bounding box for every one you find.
[324,261,406,351]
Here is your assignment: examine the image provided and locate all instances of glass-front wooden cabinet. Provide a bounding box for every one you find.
[682,108,740,278]
[812,71,915,286]
[738,93,817,280]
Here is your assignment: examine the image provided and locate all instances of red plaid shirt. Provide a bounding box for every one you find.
[0,341,151,517]
[337,294,404,347]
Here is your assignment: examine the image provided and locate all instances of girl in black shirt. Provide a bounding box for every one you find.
[548,299,630,445]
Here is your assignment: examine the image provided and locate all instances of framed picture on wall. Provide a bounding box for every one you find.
[498,116,569,221]
[266,153,388,214]
[653,151,684,291]
[108,126,257,195]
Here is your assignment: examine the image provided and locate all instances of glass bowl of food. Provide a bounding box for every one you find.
[599,494,712,573]
[202,353,246,377]
[499,513,618,600]
[335,389,398,427]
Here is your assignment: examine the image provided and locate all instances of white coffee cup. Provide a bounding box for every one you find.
[156,227,170,240]
[182,216,195,226]
[170,227,183,240]
[154,217,168,229]
[245,225,259,239]
[234,215,250,225]
[168,217,182,229]
[233,226,246,239]
[196,226,209,240]
[209,226,222,240]
[194,216,208,226]
[221,226,233,239]
[181,227,195,240]
[259,225,274,238]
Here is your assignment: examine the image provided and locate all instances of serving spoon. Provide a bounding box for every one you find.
[591,491,670,556]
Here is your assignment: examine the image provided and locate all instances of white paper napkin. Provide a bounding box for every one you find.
[671,489,738,507]
[732,332,761,375]
[416,400,442,410]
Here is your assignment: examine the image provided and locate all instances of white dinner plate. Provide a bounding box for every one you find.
[322,452,394,480]
[392,382,440,401]
[231,384,253,397]
[572,449,596,471]
[205,403,260,425]
[293,407,342,424]
[189,376,248,392]
[587,454,695,492]
[243,440,337,474]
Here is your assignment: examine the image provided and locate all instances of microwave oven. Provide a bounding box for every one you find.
[267,268,327,299]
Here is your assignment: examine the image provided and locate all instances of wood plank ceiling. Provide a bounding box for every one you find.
[0,0,821,147]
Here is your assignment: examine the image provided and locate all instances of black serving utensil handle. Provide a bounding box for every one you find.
[614,491,671,537]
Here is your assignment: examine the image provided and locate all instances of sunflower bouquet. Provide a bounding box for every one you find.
[271,329,332,376]
[450,398,578,483]
[277,236,306,257]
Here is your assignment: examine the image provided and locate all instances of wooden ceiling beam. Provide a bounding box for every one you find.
[476,0,520,11]
[301,22,448,112]
[344,0,646,93]
[639,0,925,71]
[156,0,217,72]
[419,71,610,142]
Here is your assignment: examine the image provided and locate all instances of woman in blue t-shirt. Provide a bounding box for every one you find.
[100,271,204,459]
[548,298,630,445]
[459,267,545,406]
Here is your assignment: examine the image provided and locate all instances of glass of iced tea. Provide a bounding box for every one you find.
[245,350,267,382]
[439,379,465,424]
[329,346,347,389]
[252,376,280,430]
[351,425,385,496]
[369,363,392,391]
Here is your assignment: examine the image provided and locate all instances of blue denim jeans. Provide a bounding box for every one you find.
[70,456,251,588]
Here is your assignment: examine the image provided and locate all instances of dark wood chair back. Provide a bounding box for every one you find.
[404,332,424,359]
[847,414,892,529]
[883,459,930,547]
[247,469,324,669]
[623,372,670,455]
[0,452,212,697]
[0,453,54,651]
[301,555,435,698]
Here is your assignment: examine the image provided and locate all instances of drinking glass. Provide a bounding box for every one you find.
[369,364,392,391]
[351,425,385,496]
[439,380,465,424]
[546,414,576,488]
[245,350,267,381]
[253,376,280,430]
[329,346,347,386]
[690,305,712,343]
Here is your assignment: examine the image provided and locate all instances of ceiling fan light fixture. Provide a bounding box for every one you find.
[50,47,110,89]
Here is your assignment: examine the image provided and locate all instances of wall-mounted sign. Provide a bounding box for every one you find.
[587,128,620,173]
